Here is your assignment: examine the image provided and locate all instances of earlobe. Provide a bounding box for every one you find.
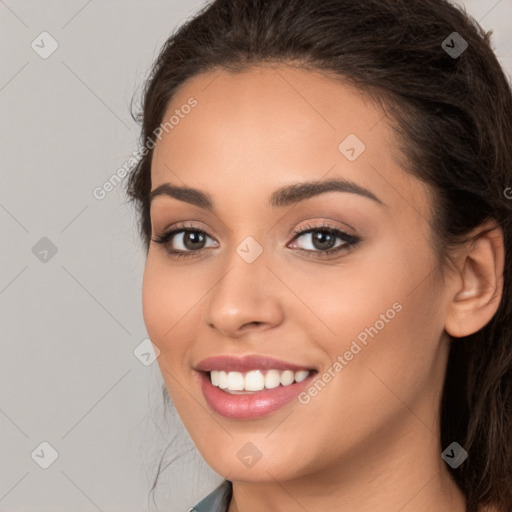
[444,222,505,338]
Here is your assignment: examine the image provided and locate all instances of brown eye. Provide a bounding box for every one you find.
[152,222,360,260]
[289,223,360,257]
[152,227,218,255]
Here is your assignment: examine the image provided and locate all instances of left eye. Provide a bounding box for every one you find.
[289,226,357,253]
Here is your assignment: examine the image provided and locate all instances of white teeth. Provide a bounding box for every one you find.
[280,370,295,386]
[209,369,312,392]
[264,369,281,389]
[227,371,245,390]
[210,370,220,386]
[294,370,309,383]
[218,371,228,389]
[244,370,265,391]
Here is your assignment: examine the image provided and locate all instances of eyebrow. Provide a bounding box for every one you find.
[149,177,384,210]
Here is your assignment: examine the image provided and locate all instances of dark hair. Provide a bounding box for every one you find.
[125,0,512,510]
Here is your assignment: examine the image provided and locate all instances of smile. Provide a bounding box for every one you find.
[209,369,312,393]
[197,369,318,420]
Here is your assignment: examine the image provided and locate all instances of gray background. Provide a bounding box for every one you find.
[1,1,511,511]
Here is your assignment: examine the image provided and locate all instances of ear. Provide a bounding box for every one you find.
[444,220,505,338]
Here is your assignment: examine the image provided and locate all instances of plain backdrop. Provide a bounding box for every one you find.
[1,1,511,511]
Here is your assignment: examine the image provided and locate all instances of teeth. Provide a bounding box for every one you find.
[295,370,309,383]
[227,371,244,391]
[280,370,295,386]
[218,371,228,389]
[245,370,265,391]
[264,369,281,389]
[210,370,220,386]
[209,369,312,392]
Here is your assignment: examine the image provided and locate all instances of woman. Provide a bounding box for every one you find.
[125,0,512,510]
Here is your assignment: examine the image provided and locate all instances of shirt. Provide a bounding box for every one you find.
[190,480,232,512]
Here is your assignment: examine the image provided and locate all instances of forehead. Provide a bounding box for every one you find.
[153,64,387,163]
[150,64,429,214]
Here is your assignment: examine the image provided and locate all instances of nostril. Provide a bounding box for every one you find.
[243,321,262,328]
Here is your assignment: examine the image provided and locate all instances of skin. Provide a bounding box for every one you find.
[142,64,504,512]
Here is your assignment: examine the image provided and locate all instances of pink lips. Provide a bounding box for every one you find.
[195,354,317,420]
[195,354,314,373]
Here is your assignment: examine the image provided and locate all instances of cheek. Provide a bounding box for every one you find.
[283,238,417,350]
[141,257,186,356]
[326,291,445,451]
[142,254,212,370]
[311,249,445,430]
[142,258,195,405]
[141,258,165,341]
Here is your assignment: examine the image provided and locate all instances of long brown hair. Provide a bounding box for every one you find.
[125,1,512,510]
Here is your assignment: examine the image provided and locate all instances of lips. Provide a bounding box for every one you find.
[195,354,316,373]
[194,354,318,419]
[198,370,316,419]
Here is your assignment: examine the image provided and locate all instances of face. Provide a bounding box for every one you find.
[143,65,453,482]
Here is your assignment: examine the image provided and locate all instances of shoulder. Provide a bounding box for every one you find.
[190,480,232,512]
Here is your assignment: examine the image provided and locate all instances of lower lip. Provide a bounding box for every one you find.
[198,370,316,420]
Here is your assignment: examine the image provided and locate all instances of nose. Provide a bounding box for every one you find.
[204,250,285,338]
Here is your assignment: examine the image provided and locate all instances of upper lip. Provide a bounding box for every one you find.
[195,354,316,373]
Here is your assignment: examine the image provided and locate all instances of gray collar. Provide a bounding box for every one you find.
[191,480,232,512]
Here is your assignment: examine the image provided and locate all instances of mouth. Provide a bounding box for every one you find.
[196,367,318,420]
[207,368,314,393]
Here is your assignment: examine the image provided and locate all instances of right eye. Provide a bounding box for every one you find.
[152,223,218,258]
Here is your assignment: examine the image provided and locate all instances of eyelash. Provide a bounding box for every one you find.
[151,221,360,260]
